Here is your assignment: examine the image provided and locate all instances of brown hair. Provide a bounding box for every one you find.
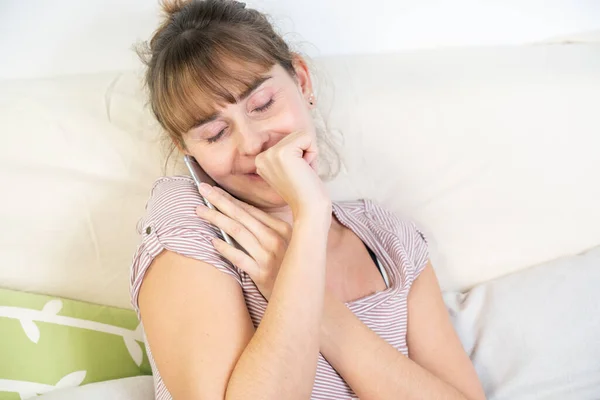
[137,0,341,179]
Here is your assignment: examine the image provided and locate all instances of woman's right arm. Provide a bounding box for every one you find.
[138,210,330,400]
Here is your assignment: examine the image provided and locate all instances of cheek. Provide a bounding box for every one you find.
[191,150,234,179]
[273,97,313,134]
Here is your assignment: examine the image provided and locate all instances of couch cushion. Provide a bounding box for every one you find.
[0,288,150,399]
[445,245,600,399]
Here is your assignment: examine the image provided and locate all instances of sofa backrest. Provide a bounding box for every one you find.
[1,43,598,308]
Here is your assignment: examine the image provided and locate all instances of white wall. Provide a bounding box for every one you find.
[1,0,599,80]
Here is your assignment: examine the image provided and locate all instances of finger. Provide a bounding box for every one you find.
[214,187,292,241]
[240,203,292,242]
[199,183,268,238]
[303,147,318,166]
[212,237,259,277]
[290,131,318,166]
[196,203,264,257]
[308,157,319,172]
[296,130,318,152]
[273,130,316,158]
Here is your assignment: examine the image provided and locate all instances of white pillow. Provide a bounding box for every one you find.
[445,245,600,400]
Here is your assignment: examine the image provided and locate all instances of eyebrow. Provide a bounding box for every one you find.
[191,75,273,129]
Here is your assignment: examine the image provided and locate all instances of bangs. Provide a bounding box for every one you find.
[152,30,277,135]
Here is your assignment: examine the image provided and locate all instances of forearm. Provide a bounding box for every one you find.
[226,215,329,400]
[319,292,467,400]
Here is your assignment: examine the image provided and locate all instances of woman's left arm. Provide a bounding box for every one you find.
[320,261,486,400]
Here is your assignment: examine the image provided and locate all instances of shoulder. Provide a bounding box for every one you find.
[130,176,242,315]
[136,175,215,235]
[140,176,203,227]
[362,198,419,237]
[362,198,429,284]
[149,175,198,197]
[137,174,228,243]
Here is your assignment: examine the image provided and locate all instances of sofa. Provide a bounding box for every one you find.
[0,42,599,399]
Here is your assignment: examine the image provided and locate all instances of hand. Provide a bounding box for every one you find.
[196,186,291,301]
[255,130,331,219]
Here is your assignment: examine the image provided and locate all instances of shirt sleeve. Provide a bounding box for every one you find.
[365,199,430,289]
[406,220,429,280]
[129,176,243,317]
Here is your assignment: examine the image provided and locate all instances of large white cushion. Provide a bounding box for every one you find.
[317,43,600,290]
[0,44,599,307]
[445,245,600,400]
[0,73,162,308]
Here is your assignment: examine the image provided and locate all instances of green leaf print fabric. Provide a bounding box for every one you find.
[0,288,151,399]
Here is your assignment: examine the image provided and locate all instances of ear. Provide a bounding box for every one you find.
[291,54,314,103]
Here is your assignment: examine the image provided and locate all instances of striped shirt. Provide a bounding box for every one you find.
[130,176,429,400]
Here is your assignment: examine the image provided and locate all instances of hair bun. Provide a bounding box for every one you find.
[159,0,189,17]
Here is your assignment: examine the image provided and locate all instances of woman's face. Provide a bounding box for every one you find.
[182,58,316,210]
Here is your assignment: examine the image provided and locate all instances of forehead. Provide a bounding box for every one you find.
[229,63,288,98]
[195,63,293,116]
[159,55,296,135]
[226,62,291,94]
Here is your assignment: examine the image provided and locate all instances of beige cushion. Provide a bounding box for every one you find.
[0,44,599,308]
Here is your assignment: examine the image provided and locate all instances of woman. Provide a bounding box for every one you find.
[131,0,486,399]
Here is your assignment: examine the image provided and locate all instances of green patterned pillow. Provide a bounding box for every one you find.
[0,288,151,400]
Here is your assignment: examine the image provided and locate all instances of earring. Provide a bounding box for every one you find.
[309,93,315,106]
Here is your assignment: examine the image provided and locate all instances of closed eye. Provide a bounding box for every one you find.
[207,99,275,143]
[254,98,274,113]
[207,128,225,144]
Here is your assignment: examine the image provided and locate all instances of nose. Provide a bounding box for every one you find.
[235,121,270,156]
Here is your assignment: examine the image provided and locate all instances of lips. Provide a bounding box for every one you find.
[247,173,262,180]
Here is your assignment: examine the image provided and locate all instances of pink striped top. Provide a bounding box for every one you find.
[130,176,429,400]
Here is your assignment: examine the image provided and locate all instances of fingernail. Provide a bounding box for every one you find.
[198,183,212,195]
[196,205,205,215]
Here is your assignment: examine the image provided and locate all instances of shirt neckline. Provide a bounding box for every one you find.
[331,200,399,312]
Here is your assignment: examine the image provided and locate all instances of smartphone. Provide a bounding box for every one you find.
[183,155,238,248]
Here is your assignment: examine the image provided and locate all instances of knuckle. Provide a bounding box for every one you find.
[281,223,292,240]
[264,234,281,251]
[263,250,277,265]
[274,239,286,255]
[276,222,292,241]
[273,234,286,250]
[230,222,242,236]
[232,252,245,266]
